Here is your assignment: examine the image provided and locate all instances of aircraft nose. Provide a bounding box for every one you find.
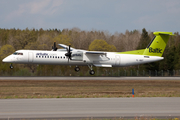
[2,57,8,62]
[2,56,11,63]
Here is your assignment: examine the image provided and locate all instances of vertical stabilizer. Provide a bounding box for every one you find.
[143,31,174,57]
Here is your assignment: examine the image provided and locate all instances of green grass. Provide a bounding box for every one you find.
[0,80,180,99]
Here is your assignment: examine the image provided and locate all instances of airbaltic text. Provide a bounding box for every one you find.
[149,47,162,53]
[36,53,57,56]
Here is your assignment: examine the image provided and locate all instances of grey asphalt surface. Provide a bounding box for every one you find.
[0,76,180,80]
[0,98,180,119]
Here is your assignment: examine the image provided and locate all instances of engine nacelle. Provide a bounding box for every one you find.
[71,51,83,61]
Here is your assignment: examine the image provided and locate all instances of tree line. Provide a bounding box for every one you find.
[0,27,179,76]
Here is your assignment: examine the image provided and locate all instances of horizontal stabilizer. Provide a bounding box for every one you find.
[153,31,174,36]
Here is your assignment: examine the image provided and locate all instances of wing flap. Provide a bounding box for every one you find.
[93,64,112,67]
[86,51,106,55]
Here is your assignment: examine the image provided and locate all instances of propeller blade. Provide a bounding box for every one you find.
[65,45,72,62]
[69,45,71,53]
[52,41,57,51]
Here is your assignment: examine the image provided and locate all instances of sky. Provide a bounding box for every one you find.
[0,0,180,34]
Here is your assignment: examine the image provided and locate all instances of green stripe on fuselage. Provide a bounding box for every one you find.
[117,49,145,55]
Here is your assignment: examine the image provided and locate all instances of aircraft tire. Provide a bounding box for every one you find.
[75,67,80,72]
[89,70,95,75]
[10,65,13,69]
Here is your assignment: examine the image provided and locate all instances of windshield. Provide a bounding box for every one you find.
[13,52,23,55]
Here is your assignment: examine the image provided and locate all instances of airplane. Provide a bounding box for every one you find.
[2,31,174,75]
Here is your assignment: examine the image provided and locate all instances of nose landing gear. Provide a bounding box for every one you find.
[10,63,13,69]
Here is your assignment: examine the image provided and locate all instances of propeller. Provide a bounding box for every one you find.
[52,41,57,51]
[65,45,72,62]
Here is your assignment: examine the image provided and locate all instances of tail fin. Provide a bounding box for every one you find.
[143,31,174,57]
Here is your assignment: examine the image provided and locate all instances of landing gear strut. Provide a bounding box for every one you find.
[10,63,13,69]
[88,64,95,75]
[75,66,80,72]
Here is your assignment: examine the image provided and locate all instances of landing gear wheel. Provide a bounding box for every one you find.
[75,67,80,72]
[10,64,13,69]
[89,70,95,75]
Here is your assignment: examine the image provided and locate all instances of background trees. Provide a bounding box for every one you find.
[0,44,15,59]
[136,28,151,49]
[0,28,179,76]
[89,39,117,52]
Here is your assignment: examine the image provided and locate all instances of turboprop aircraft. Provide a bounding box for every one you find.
[2,31,174,75]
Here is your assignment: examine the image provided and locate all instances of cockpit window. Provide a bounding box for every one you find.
[13,52,17,55]
[13,52,23,55]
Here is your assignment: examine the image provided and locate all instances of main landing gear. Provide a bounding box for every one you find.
[74,65,95,75]
[88,64,95,75]
[75,66,80,72]
[89,70,95,75]
[10,63,13,69]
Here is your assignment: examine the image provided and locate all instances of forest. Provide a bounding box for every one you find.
[0,27,180,76]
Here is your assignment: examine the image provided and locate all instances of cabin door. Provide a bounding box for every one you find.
[115,55,120,66]
[28,52,33,63]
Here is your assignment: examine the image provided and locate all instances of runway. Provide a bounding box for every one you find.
[0,98,180,119]
[0,76,180,80]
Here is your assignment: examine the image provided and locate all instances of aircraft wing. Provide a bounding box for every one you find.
[58,44,75,50]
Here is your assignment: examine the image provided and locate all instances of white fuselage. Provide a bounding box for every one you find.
[2,50,164,67]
